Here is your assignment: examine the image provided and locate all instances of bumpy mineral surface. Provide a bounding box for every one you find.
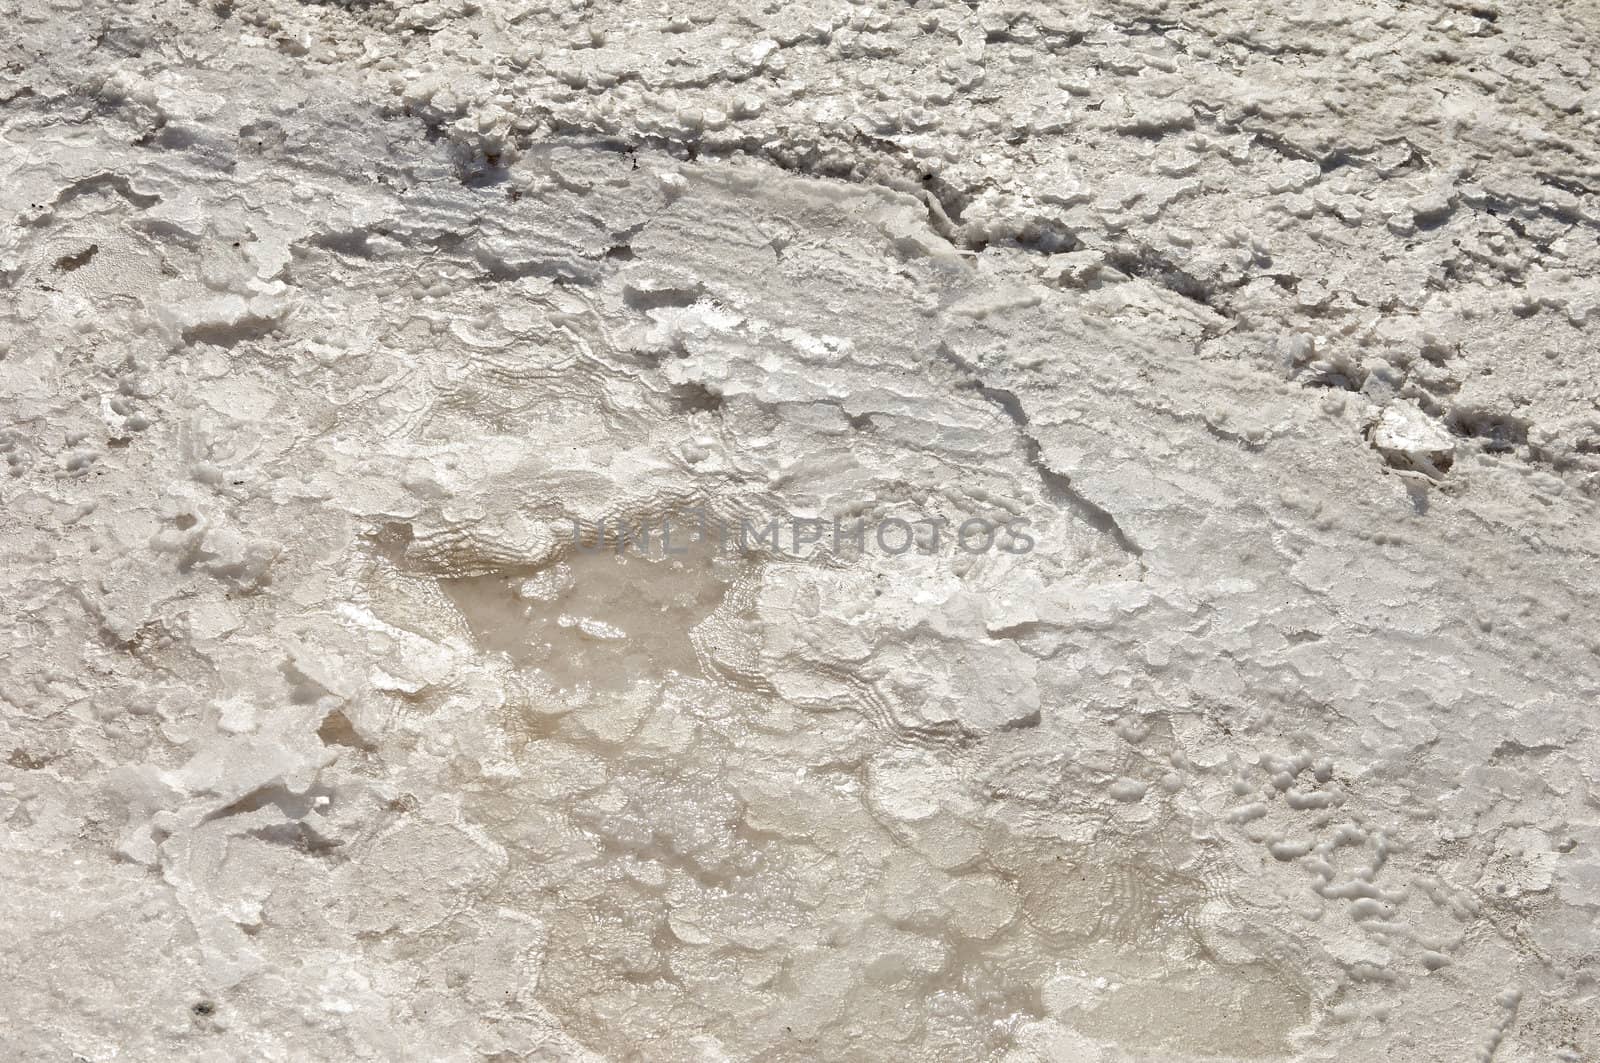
[2,0,1598,1060]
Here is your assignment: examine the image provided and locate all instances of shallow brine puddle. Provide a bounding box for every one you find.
[438,535,743,691]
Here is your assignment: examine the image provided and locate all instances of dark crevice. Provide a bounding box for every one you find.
[1536,173,1596,198]
[180,317,281,349]
[623,283,704,312]
[28,173,160,225]
[1318,149,1363,174]
[1445,408,1530,452]
[936,343,1144,560]
[54,244,99,272]
[318,709,375,751]
[1102,245,1228,311]
[201,783,336,825]
[305,229,380,257]
[666,381,724,415]
[472,248,601,287]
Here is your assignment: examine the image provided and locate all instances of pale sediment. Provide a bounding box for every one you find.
[1,1,1597,1060]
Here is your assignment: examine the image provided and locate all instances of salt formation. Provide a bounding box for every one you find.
[1,0,1597,1060]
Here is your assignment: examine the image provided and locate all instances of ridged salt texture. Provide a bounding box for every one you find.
[1,0,1598,1061]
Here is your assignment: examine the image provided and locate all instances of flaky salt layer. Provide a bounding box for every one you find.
[1,1,1597,1061]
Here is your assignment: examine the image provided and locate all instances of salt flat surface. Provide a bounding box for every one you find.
[1,1,1598,1060]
